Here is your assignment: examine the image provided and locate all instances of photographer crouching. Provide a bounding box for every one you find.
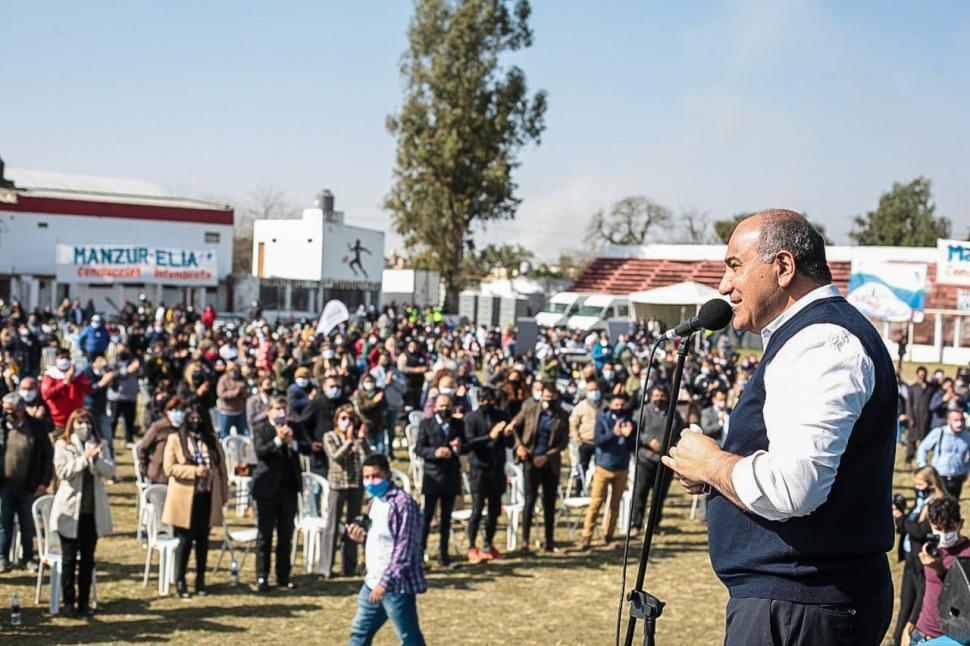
[346,454,427,646]
[903,496,970,645]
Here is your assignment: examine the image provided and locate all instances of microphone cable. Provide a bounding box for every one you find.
[615,336,666,646]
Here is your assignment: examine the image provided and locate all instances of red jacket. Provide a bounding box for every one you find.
[40,369,93,427]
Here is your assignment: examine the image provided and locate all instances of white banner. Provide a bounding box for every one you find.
[317,299,350,336]
[322,223,384,289]
[56,244,218,286]
[937,239,970,286]
[847,261,927,322]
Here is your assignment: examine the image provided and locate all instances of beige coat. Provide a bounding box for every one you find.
[51,437,116,539]
[160,433,229,530]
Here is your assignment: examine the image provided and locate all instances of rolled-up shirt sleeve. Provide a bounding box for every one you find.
[731,324,875,521]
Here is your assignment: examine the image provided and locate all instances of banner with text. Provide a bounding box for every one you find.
[937,239,970,286]
[847,260,927,322]
[55,244,218,286]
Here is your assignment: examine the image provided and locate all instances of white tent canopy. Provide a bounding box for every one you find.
[629,281,720,306]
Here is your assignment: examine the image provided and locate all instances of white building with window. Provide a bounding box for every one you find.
[0,160,234,313]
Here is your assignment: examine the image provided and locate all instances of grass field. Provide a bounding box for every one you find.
[0,427,954,644]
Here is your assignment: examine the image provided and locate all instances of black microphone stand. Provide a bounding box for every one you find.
[623,333,694,646]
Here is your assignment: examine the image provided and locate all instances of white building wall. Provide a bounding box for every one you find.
[252,209,324,281]
[0,211,233,278]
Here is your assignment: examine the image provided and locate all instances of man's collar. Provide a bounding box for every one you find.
[760,284,841,348]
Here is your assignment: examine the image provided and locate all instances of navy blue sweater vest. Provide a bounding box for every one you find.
[707,296,896,604]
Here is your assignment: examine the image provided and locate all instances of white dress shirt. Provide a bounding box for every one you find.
[731,284,875,522]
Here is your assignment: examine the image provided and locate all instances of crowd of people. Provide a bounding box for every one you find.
[0,293,969,643]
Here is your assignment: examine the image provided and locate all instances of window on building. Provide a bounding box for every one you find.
[37,222,48,229]
[204,231,220,243]
[259,284,284,310]
[291,287,311,312]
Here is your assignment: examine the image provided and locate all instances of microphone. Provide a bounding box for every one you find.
[662,298,733,339]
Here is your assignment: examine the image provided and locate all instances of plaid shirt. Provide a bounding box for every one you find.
[372,485,427,595]
[322,431,371,490]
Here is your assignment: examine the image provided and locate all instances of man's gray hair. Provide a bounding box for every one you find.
[755,209,832,284]
[2,392,25,410]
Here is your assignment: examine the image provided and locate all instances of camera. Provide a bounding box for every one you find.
[893,493,907,513]
[926,533,942,559]
[350,514,372,532]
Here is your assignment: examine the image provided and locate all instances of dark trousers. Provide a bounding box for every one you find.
[59,513,97,610]
[174,491,211,586]
[892,555,925,644]
[320,487,363,577]
[942,475,965,500]
[724,588,893,646]
[255,492,298,584]
[631,459,672,531]
[467,469,504,549]
[0,481,35,562]
[109,399,138,443]
[577,442,595,476]
[523,460,560,547]
[421,492,455,562]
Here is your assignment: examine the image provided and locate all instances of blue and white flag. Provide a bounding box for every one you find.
[847,261,927,322]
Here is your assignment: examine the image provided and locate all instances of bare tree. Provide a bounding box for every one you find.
[585,196,671,247]
[663,207,719,244]
[232,186,300,274]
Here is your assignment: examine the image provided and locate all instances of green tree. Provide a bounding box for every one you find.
[472,243,534,278]
[585,196,671,247]
[850,177,951,246]
[713,211,833,245]
[384,0,547,310]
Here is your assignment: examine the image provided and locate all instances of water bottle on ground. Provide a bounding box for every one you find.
[230,559,239,587]
[11,592,21,626]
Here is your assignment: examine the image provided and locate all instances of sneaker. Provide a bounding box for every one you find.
[79,605,96,617]
[578,538,592,551]
[25,560,39,573]
[63,605,79,618]
[467,547,484,565]
[280,580,297,590]
[542,543,563,555]
[485,546,502,560]
[176,581,190,599]
[257,578,270,593]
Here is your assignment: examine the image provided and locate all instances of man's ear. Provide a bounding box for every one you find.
[774,251,797,289]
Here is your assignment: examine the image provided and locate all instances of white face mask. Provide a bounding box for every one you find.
[337,418,351,431]
[56,358,72,371]
[167,410,186,427]
[295,377,309,389]
[74,422,92,443]
[936,528,961,549]
[532,391,542,402]
[439,387,455,396]
[19,389,37,403]
[272,411,287,426]
[951,422,965,433]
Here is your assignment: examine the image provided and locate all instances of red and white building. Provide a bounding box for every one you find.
[0,162,234,313]
[572,243,970,365]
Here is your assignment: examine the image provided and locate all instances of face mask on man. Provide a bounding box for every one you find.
[602,371,614,381]
[56,358,72,371]
[19,389,37,403]
[587,391,601,403]
[541,400,555,411]
[295,377,309,389]
[74,421,92,443]
[272,411,287,426]
[326,386,342,400]
[935,528,961,549]
[654,399,669,412]
[365,478,390,499]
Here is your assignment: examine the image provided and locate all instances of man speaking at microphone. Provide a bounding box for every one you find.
[663,210,895,646]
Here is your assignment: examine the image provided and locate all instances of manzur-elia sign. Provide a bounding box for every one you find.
[55,244,218,286]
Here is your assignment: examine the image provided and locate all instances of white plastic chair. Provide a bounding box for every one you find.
[450,472,477,553]
[132,442,150,544]
[502,463,525,551]
[222,435,256,516]
[212,500,258,578]
[559,462,594,540]
[9,516,22,563]
[291,473,331,574]
[142,484,178,595]
[391,468,412,496]
[408,411,423,427]
[32,495,98,614]
[617,457,636,534]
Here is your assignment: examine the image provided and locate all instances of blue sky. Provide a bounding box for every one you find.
[2,1,969,260]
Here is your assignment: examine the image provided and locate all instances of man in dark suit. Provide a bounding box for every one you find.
[508,380,569,553]
[251,395,308,592]
[700,389,731,446]
[296,374,346,479]
[462,386,513,563]
[415,394,465,567]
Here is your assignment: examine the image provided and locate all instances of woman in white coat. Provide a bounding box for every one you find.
[51,409,115,617]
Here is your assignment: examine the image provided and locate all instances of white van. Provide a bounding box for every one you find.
[535,292,587,327]
[566,294,631,331]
